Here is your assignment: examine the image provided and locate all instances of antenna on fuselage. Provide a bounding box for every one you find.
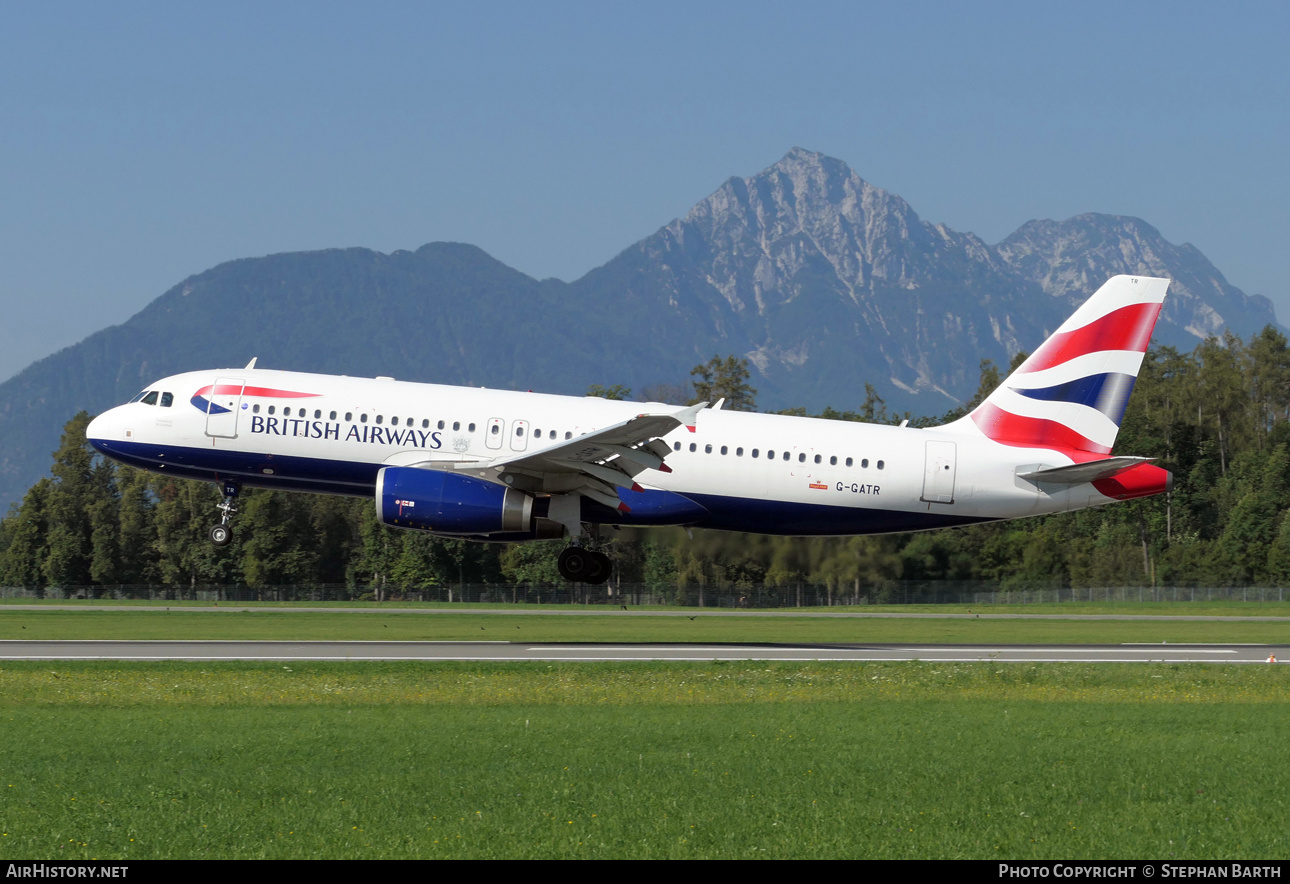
[244,357,258,369]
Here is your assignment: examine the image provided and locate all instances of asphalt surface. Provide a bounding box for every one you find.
[0,639,1285,663]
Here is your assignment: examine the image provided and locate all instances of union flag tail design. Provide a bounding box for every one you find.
[957,275,1169,461]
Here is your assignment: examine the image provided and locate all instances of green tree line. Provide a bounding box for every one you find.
[4,336,1290,596]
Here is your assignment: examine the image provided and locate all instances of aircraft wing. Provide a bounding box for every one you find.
[1019,456,1157,485]
[447,402,707,511]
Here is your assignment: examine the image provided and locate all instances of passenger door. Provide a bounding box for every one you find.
[204,378,245,439]
[920,440,957,504]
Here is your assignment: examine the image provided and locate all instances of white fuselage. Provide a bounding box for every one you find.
[86,367,1131,538]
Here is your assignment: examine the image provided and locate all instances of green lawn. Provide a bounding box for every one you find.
[2,607,1289,644]
[1,661,1287,859]
[4,596,1290,615]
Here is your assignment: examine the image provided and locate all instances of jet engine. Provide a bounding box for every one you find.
[376,466,532,534]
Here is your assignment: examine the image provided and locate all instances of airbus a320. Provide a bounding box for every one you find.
[87,275,1173,583]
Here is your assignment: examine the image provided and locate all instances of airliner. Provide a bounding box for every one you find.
[86,275,1172,583]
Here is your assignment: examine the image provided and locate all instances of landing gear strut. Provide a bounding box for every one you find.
[209,481,239,547]
[558,546,612,584]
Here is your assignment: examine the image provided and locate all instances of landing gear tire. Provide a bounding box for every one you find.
[210,524,233,547]
[585,551,612,585]
[558,547,590,581]
[558,547,612,584]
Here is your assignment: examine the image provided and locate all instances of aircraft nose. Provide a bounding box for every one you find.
[86,410,115,453]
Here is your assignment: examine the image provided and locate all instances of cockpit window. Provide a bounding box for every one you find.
[129,391,148,403]
[142,391,159,406]
[160,392,173,408]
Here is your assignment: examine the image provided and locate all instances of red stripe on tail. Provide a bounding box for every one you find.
[1021,302,1162,373]
[970,402,1110,461]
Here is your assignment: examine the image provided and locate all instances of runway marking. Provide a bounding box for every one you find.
[0,639,514,645]
[897,646,1238,654]
[0,650,1269,658]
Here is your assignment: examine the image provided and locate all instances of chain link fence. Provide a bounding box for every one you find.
[1,582,1286,606]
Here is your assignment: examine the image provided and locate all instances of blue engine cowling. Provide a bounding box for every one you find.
[376,466,532,534]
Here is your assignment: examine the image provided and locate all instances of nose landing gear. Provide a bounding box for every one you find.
[209,481,239,547]
[557,546,612,584]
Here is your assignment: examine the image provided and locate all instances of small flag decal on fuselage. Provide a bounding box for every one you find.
[809,482,828,490]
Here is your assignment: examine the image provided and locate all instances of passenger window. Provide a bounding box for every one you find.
[160,392,173,407]
[783,451,790,461]
[453,422,461,431]
[814,454,821,464]
[846,457,853,467]
[720,445,728,455]
[438,420,445,430]
[689,443,697,452]
[345,412,353,421]
[705,444,712,454]
[516,426,524,436]
[491,424,500,435]
[736,447,743,456]
[861,458,869,468]
[330,411,337,420]
[469,423,477,432]
[767,450,775,459]
[253,404,261,414]
[752,449,760,458]
[376,415,384,425]
[391,417,398,426]
[830,456,837,465]
[877,460,885,470]
[360,414,368,423]
[798,453,805,463]
[268,405,275,415]
[314,409,321,419]
[673,442,681,451]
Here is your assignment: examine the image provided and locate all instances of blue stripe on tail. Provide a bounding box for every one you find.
[1009,372,1138,426]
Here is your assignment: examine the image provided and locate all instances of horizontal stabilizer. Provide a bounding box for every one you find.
[1019,456,1157,485]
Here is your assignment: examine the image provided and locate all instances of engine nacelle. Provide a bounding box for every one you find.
[376,466,532,534]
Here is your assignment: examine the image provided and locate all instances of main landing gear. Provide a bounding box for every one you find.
[209,481,239,547]
[557,545,612,585]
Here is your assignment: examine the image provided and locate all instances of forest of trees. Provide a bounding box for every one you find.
[4,333,1290,599]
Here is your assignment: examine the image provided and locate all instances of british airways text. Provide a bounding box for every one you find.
[249,416,443,448]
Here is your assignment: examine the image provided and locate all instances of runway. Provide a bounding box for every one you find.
[0,639,1284,663]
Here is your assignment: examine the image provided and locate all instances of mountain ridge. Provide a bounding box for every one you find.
[0,149,1279,511]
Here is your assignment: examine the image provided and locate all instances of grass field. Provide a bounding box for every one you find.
[4,597,1290,615]
[2,660,1289,859]
[2,606,1289,644]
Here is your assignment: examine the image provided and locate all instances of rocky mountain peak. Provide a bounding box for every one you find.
[997,213,1278,344]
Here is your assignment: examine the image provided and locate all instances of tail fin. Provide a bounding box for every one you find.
[946,275,1169,461]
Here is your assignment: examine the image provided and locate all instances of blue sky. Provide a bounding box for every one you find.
[2,1,1288,381]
